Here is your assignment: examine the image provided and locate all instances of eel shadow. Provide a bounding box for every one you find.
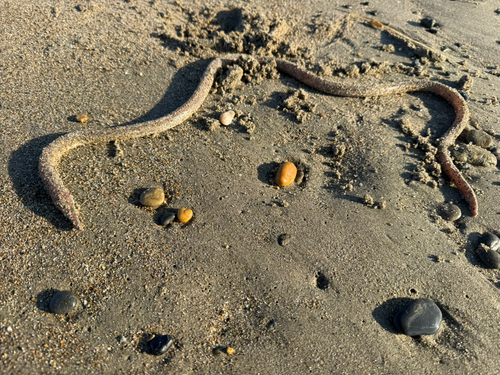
[9,59,212,230]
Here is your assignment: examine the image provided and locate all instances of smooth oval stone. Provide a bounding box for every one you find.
[220,110,235,126]
[394,298,442,336]
[50,291,78,314]
[140,187,165,208]
[275,162,297,187]
[160,212,176,226]
[177,208,193,223]
[150,334,173,355]
[477,233,500,269]
[440,203,461,221]
[479,232,500,251]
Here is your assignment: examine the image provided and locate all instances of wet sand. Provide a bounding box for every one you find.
[1,0,499,373]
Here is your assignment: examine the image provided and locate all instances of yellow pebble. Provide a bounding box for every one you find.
[370,20,383,28]
[220,110,235,126]
[275,162,297,187]
[139,187,165,208]
[226,347,235,355]
[76,114,89,123]
[177,207,193,223]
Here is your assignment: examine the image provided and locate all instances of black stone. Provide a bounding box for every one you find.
[150,334,173,355]
[49,291,78,314]
[420,17,436,28]
[394,298,442,336]
[479,232,500,251]
[477,233,500,269]
[459,91,470,102]
[316,273,329,290]
[160,212,176,226]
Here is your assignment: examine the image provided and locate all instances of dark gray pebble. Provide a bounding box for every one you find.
[420,17,435,28]
[160,212,176,226]
[480,232,500,251]
[394,298,442,336]
[439,203,461,222]
[50,291,78,314]
[278,233,292,246]
[150,334,173,355]
[476,233,500,269]
[459,91,470,102]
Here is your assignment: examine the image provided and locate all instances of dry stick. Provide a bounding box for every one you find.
[39,54,477,231]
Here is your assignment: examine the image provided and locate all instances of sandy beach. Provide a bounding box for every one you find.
[1,0,499,373]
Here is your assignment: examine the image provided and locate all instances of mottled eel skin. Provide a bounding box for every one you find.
[39,54,476,230]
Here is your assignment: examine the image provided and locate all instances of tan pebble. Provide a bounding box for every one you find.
[220,110,235,126]
[140,187,165,207]
[226,347,235,355]
[177,207,193,223]
[76,114,89,123]
[275,162,297,187]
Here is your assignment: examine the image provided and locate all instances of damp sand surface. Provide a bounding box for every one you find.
[1,0,500,373]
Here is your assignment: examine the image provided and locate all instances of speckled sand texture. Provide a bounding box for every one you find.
[1,0,500,374]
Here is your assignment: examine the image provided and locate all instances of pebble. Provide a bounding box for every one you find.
[160,211,176,226]
[226,347,235,355]
[394,298,442,336]
[439,203,461,221]
[476,233,500,269]
[140,187,165,208]
[220,110,235,126]
[420,17,436,28]
[480,232,500,251]
[275,162,297,187]
[464,129,493,149]
[76,114,89,123]
[50,291,78,314]
[149,334,173,355]
[177,207,193,223]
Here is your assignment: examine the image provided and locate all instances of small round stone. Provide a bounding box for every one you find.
[160,212,176,226]
[275,162,297,187]
[177,208,193,223]
[480,232,500,251]
[76,114,89,123]
[476,232,500,269]
[439,203,461,221]
[50,291,78,314]
[226,347,235,355]
[420,17,436,28]
[149,334,173,356]
[220,110,235,126]
[140,187,165,208]
[394,298,442,336]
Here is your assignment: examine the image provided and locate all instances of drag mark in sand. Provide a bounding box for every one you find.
[38,54,477,230]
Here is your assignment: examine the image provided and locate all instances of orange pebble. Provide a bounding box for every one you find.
[76,114,89,123]
[177,208,193,223]
[226,347,235,355]
[370,20,383,28]
[275,162,297,187]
